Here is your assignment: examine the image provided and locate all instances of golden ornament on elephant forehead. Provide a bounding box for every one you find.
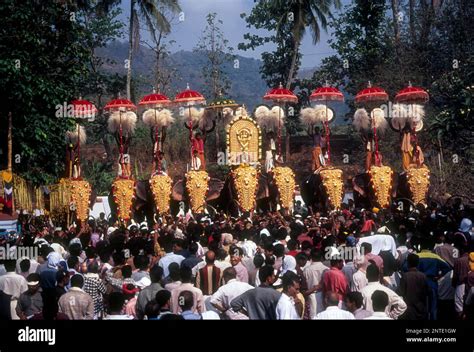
[226,115,261,166]
[69,180,91,222]
[232,164,258,212]
[112,178,136,221]
[319,167,344,209]
[273,166,296,209]
[150,174,172,214]
[369,165,393,208]
[186,170,209,213]
[407,166,430,205]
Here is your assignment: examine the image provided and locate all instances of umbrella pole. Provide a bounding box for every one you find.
[325,99,331,166]
[119,111,124,177]
[189,106,193,169]
[76,122,80,179]
[278,102,282,160]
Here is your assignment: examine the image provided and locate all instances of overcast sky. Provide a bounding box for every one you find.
[118,0,349,69]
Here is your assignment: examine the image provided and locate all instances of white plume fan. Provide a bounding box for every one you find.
[353,108,370,132]
[255,105,284,130]
[66,124,86,145]
[391,104,408,131]
[199,109,216,131]
[370,108,388,134]
[235,106,248,117]
[409,104,425,123]
[300,107,318,127]
[313,104,334,122]
[182,107,204,124]
[255,105,270,126]
[108,110,137,134]
[142,108,175,128]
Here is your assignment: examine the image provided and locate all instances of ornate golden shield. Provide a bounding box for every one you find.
[406,166,430,205]
[232,164,258,212]
[112,178,136,221]
[273,166,296,209]
[320,167,344,210]
[186,170,209,213]
[226,115,261,166]
[150,174,172,214]
[69,180,92,222]
[369,165,393,208]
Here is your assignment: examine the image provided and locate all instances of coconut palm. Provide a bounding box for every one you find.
[273,0,341,89]
[126,0,181,99]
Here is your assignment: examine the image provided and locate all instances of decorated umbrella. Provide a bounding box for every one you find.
[174,84,206,166]
[104,97,137,222]
[139,90,172,174]
[263,83,298,158]
[355,82,389,167]
[309,83,344,165]
[69,98,97,179]
[395,82,429,104]
[104,97,137,178]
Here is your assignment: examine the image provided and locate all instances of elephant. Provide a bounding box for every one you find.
[171,176,224,216]
[213,172,279,217]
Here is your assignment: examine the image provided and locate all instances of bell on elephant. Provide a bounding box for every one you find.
[369,165,393,208]
[272,166,296,210]
[319,167,344,210]
[185,170,210,213]
[232,164,259,212]
[112,178,136,222]
[406,165,430,206]
[149,174,172,214]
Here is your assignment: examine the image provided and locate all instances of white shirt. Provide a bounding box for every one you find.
[314,306,355,320]
[51,243,67,258]
[360,282,407,319]
[0,272,28,299]
[276,293,300,320]
[103,314,134,320]
[240,240,257,258]
[192,260,231,278]
[351,269,368,292]
[210,279,253,320]
[364,311,393,320]
[159,252,185,277]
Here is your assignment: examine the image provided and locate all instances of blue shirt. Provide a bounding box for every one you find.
[181,310,201,320]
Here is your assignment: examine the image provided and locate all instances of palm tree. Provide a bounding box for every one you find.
[126,0,181,99]
[274,0,341,89]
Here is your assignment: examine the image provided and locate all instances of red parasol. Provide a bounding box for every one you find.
[104,98,136,111]
[70,99,98,118]
[395,82,429,104]
[310,86,344,102]
[263,83,298,104]
[139,90,171,174]
[309,84,344,166]
[262,83,298,159]
[139,90,171,107]
[174,84,206,167]
[355,82,389,104]
[174,84,206,105]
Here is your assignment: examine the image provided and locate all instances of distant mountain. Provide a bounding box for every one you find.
[97,41,269,111]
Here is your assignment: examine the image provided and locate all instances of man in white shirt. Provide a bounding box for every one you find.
[364,290,393,320]
[351,256,369,292]
[158,240,185,278]
[276,271,302,320]
[360,264,407,319]
[0,260,28,319]
[210,267,253,320]
[171,266,205,314]
[314,291,355,320]
[303,249,329,318]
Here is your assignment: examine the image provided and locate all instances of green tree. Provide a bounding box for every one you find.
[125,0,181,100]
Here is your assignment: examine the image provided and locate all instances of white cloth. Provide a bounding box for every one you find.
[314,306,355,320]
[51,243,67,258]
[303,261,329,319]
[0,272,28,320]
[265,150,274,173]
[276,293,300,320]
[363,312,393,320]
[360,282,407,319]
[15,258,39,276]
[358,235,398,258]
[351,270,368,292]
[210,279,253,320]
[240,240,257,258]
[158,252,185,277]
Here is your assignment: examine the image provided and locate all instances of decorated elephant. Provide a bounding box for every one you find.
[301,167,344,213]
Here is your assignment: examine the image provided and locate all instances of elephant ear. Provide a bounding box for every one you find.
[207,178,224,201]
[172,179,185,201]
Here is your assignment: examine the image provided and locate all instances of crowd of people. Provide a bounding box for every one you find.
[0,200,473,320]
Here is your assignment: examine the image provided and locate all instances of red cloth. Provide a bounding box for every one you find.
[192,138,204,154]
[322,267,348,301]
[361,219,375,233]
[287,250,299,257]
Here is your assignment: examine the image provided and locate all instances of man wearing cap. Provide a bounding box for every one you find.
[16,273,43,320]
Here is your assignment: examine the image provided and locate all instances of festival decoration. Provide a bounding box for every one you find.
[319,167,344,209]
[272,166,296,209]
[232,164,259,212]
[112,178,136,221]
[226,113,261,166]
[149,174,172,214]
[406,166,430,205]
[369,165,393,208]
[185,170,209,213]
[69,180,91,222]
